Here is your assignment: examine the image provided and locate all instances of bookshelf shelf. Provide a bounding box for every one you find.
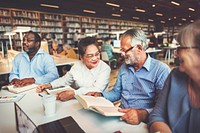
[0,7,160,47]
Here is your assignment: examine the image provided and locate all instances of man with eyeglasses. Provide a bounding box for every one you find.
[9,31,59,87]
[36,37,111,101]
[87,29,170,125]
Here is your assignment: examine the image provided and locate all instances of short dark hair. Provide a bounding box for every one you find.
[104,37,111,42]
[149,31,154,34]
[26,30,41,44]
[78,37,99,57]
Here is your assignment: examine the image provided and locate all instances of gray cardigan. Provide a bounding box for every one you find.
[149,67,200,133]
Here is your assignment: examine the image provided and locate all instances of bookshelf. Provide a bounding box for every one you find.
[63,15,81,44]
[40,13,63,44]
[0,7,157,48]
[11,10,40,47]
[0,9,12,40]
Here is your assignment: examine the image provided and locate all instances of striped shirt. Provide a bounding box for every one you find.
[103,54,170,112]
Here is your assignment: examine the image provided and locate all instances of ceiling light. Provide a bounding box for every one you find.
[171,1,180,6]
[178,23,182,25]
[148,19,154,22]
[174,16,177,19]
[190,20,194,22]
[132,17,140,20]
[120,9,123,12]
[112,14,121,17]
[156,13,163,16]
[106,2,120,7]
[40,3,59,8]
[152,4,156,7]
[136,9,145,12]
[182,18,186,21]
[83,10,96,14]
[188,8,195,11]
[161,21,165,23]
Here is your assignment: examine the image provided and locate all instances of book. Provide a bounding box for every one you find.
[45,86,74,95]
[2,84,37,94]
[75,95,124,116]
[0,94,25,103]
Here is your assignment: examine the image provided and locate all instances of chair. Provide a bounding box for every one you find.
[101,51,117,68]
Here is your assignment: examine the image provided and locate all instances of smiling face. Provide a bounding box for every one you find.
[176,21,200,76]
[81,44,100,69]
[120,35,140,66]
[177,48,200,74]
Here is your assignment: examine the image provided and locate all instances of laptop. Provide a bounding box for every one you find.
[14,102,84,133]
[113,40,121,48]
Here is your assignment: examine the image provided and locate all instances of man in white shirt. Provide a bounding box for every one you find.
[37,37,111,101]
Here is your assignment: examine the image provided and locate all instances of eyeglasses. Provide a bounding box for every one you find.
[120,46,135,56]
[23,39,35,43]
[120,47,134,53]
[85,52,100,59]
[176,46,199,54]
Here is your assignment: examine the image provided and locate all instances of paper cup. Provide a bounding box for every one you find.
[42,95,56,116]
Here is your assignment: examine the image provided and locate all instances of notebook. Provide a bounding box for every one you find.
[14,103,84,133]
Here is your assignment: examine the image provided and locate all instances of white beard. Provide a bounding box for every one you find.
[125,53,137,65]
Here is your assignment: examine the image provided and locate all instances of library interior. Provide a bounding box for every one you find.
[0,0,200,133]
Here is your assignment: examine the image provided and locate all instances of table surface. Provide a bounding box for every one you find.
[0,89,148,133]
[0,50,79,75]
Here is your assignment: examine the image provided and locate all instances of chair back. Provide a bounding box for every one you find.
[40,41,49,54]
[101,51,109,61]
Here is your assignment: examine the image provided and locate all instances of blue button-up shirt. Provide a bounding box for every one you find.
[9,49,59,84]
[103,54,170,111]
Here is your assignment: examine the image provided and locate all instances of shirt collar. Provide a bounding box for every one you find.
[127,54,152,72]
[142,54,151,71]
[22,48,45,58]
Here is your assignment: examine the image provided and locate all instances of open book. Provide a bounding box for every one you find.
[2,84,37,94]
[75,95,124,116]
[45,86,74,95]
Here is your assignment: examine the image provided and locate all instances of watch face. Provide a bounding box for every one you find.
[15,103,38,133]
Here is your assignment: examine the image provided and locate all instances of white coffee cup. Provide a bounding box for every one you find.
[42,95,56,116]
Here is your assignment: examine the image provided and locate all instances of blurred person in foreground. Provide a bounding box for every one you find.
[149,20,200,133]
[87,29,170,125]
[36,37,111,101]
[9,31,59,87]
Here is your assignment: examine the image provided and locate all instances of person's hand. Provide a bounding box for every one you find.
[9,78,20,85]
[86,92,102,97]
[56,90,75,101]
[36,84,52,93]
[119,108,148,125]
[10,78,35,87]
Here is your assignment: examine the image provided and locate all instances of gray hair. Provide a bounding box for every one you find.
[63,43,71,50]
[176,20,200,49]
[121,29,148,50]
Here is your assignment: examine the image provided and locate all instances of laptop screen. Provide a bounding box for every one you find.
[14,102,84,133]
[113,40,121,48]
[15,102,38,133]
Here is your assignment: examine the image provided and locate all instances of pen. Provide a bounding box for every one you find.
[38,93,43,97]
